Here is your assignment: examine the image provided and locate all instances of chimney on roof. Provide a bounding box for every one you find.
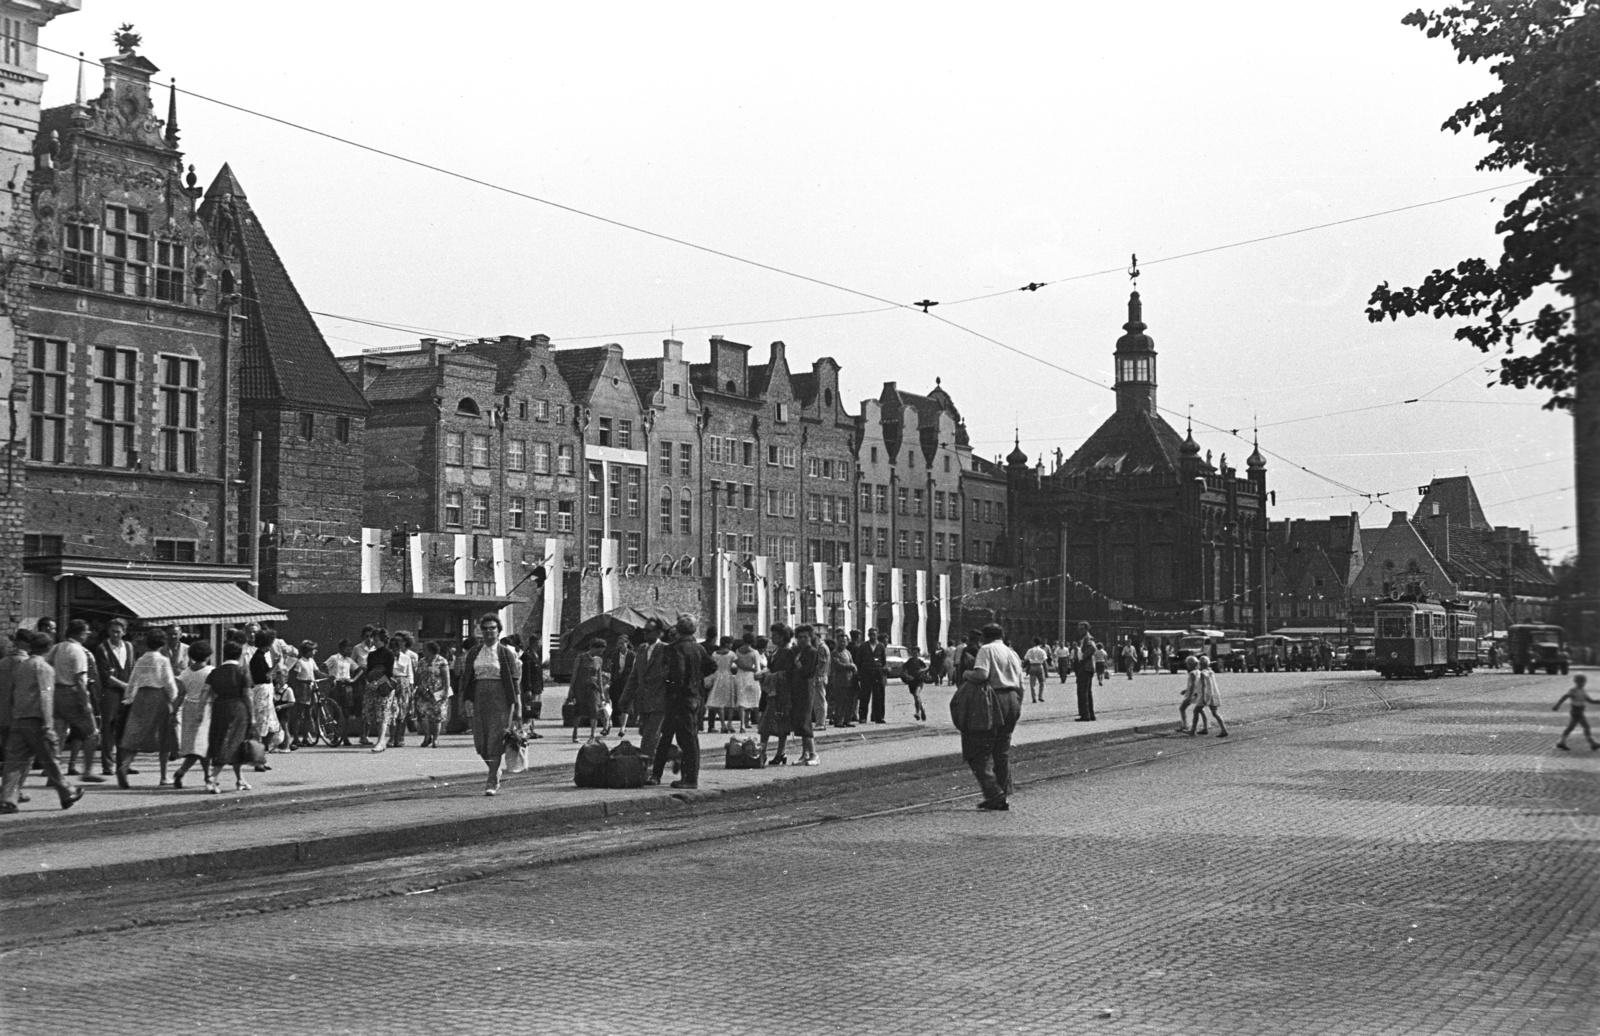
[1391,510,1409,525]
[709,336,749,396]
[1432,513,1450,562]
[769,341,787,368]
[499,335,520,346]
[529,334,550,348]
[420,338,440,365]
[664,338,683,363]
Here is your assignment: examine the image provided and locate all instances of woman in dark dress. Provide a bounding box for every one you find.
[361,632,396,751]
[206,641,253,793]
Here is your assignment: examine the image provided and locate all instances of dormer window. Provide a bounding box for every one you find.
[1118,356,1153,383]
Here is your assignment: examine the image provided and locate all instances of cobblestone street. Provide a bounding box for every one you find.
[4,673,1595,1035]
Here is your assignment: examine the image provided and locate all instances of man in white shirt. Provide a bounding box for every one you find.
[49,620,103,782]
[1023,638,1050,703]
[962,623,1024,811]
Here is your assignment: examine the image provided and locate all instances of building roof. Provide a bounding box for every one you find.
[201,164,369,413]
[1414,475,1489,529]
[790,371,818,406]
[624,358,662,407]
[1058,407,1188,478]
[362,366,439,403]
[552,347,611,400]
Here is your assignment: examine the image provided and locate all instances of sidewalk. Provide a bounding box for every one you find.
[0,670,1463,892]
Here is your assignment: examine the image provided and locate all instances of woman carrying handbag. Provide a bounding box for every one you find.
[458,614,522,796]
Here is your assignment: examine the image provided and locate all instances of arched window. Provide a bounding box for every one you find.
[659,485,673,535]
[457,397,481,416]
[660,552,677,574]
[726,380,737,393]
[680,552,695,575]
[678,487,692,536]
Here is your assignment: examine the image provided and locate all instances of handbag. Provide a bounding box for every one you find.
[948,678,1000,734]
[502,730,530,774]
[365,672,392,696]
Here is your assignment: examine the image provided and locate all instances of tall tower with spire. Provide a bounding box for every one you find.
[1114,290,1158,416]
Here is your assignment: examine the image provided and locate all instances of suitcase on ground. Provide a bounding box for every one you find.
[605,740,648,789]
[724,736,763,769]
[574,738,610,788]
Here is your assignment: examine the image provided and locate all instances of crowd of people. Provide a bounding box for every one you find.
[0,609,1170,815]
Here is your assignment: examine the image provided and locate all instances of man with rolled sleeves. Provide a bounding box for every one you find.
[1072,621,1098,721]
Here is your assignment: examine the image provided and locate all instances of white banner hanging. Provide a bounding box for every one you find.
[889,567,904,648]
[841,562,856,633]
[938,572,951,650]
[754,555,772,635]
[542,538,564,657]
[863,563,877,638]
[915,569,930,658]
[784,561,800,628]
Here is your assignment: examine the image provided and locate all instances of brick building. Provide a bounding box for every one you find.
[199,164,370,600]
[1007,290,1269,645]
[22,38,282,631]
[625,338,701,569]
[0,0,76,635]
[1265,514,1365,631]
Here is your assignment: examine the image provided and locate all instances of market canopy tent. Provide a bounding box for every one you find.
[87,577,287,625]
[564,604,680,649]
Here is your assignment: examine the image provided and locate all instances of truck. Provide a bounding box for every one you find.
[1506,624,1568,675]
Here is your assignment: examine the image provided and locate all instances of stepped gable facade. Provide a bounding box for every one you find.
[200,164,369,598]
[20,39,278,629]
[1266,514,1364,628]
[625,338,701,568]
[1008,291,1269,644]
[553,344,650,574]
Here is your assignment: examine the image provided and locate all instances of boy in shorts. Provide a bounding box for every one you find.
[1553,674,1599,751]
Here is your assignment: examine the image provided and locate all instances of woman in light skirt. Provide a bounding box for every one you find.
[116,628,181,787]
[246,628,282,761]
[733,634,765,732]
[171,640,215,789]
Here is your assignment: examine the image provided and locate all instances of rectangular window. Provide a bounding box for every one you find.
[913,531,925,559]
[471,493,489,528]
[533,499,551,532]
[807,457,820,478]
[626,466,641,518]
[23,533,63,556]
[934,491,945,520]
[724,532,738,554]
[860,526,874,555]
[777,402,791,423]
[445,431,465,466]
[617,419,633,450]
[767,444,779,466]
[996,503,1005,524]
[783,536,797,563]
[765,535,780,559]
[587,464,603,515]
[517,399,529,421]
[154,239,186,302]
[934,533,945,561]
[556,500,575,533]
[153,539,197,563]
[557,443,575,475]
[159,355,199,473]
[530,441,550,474]
[782,446,797,468]
[860,485,873,511]
[913,489,925,517]
[897,531,909,558]
[743,483,754,510]
[534,399,550,421]
[767,489,779,516]
[509,496,526,531]
[739,581,755,606]
[679,491,692,535]
[471,434,490,468]
[101,205,150,296]
[587,530,602,566]
[724,481,737,507]
[743,441,754,466]
[445,491,463,527]
[896,488,909,515]
[876,528,888,557]
[707,435,722,465]
[598,417,612,447]
[876,485,888,514]
[679,443,692,478]
[742,534,754,555]
[608,466,622,518]
[809,539,822,564]
[807,494,819,522]
[336,416,351,443]
[507,439,526,472]
[658,440,673,477]
[659,490,673,534]
[62,223,96,288]
[949,534,959,561]
[783,490,797,518]
[93,345,137,468]
[822,496,834,524]
[626,531,641,569]
[822,459,834,479]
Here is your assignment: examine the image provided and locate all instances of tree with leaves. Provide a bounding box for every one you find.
[1367,1,1598,652]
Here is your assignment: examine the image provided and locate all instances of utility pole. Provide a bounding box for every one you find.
[1574,290,1599,658]
[248,430,262,598]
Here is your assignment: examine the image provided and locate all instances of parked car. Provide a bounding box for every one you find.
[884,644,913,679]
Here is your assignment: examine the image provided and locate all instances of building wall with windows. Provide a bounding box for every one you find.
[23,44,240,599]
[553,344,650,582]
[626,338,701,571]
[0,0,76,633]
[795,355,856,627]
[692,336,764,633]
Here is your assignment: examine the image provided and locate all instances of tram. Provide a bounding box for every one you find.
[1373,596,1479,678]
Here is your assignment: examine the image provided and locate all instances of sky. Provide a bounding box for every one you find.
[37,2,1575,561]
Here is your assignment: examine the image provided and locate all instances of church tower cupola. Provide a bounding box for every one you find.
[1114,287,1157,416]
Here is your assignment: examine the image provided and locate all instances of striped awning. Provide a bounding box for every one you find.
[87,577,288,625]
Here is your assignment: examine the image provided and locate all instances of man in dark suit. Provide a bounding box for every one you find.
[622,621,668,763]
[93,618,134,776]
[653,614,710,789]
[853,628,888,724]
[1073,622,1098,721]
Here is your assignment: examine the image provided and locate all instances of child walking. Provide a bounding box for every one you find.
[1553,674,1599,751]
[1187,656,1227,738]
[902,652,928,721]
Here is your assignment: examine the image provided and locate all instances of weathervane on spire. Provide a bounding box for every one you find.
[113,23,142,55]
[1128,253,1140,289]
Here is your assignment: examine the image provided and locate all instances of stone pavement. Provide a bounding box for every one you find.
[0,668,1578,894]
[1,670,1593,1035]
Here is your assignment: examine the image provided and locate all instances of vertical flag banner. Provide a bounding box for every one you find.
[361,527,382,592]
[841,561,856,632]
[890,567,904,648]
[718,550,734,638]
[492,537,512,634]
[542,538,564,657]
[812,561,826,626]
[784,561,800,627]
[408,533,426,594]
[754,555,772,634]
[453,534,469,594]
[938,572,951,649]
[600,537,618,612]
[915,569,930,658]
[863,563,877,637]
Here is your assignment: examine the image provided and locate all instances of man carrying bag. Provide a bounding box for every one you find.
[952,623,1024,811]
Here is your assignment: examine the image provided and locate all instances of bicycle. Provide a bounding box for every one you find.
[288,676,346,747]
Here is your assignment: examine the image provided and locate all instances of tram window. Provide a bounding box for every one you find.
[1416,615,1431,638]
[1431,614,1447,638]
[1378,615,1408,639]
